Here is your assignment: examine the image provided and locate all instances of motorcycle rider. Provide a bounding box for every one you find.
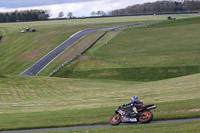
[122,96,144,117]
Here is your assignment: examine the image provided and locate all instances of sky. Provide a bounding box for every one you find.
[0,0,159,18]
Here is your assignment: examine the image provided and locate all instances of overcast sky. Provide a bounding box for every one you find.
[0,0,159,18]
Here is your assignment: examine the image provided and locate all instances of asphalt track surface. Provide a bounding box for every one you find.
[20,25,125,76]
[1,118,200,133]
[20,23,156,76]
[20,14,200,76]
[20,27,107,76]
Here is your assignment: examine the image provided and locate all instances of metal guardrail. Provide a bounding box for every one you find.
[49,31,107,77]
[49,22,160,77]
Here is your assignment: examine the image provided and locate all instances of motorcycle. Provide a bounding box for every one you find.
[110,104,157,125]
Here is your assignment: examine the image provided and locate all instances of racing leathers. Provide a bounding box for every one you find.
[123,99,144,117]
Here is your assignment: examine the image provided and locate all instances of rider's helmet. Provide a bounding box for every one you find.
[131,96,138,101]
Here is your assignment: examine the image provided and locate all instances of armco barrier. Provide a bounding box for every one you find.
[49,31,107,77]
[49,22,160,77]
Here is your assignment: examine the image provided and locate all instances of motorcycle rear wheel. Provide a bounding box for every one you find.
[139,111,153,123]
[110,114,122,126]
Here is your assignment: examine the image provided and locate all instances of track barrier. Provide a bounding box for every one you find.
[49,22,160,77]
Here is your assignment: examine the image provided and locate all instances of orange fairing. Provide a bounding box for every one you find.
[137,108,143,112]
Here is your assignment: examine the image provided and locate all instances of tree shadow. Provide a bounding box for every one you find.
[0,75,6,78]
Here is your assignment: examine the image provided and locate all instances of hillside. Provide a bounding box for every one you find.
[54,17,200,81]
[0,15,193,76]
[0,73,200,130]
[0,15,200,131]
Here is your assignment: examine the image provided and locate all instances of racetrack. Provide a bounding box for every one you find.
[0,118,200,133]
[20,22,157,76]
[20,28,104,76]
[20,14,200,76]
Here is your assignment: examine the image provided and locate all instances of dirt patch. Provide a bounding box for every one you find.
[177,109,200,113]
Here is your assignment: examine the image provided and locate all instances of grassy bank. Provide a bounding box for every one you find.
[0,15,199,131]
[41,121,200,133]
[0,15,194,75]
[0,98,200,130]
[55,65,200,81]
[54,17,200,80]
[0,73,200,130]
[38,30,105,76]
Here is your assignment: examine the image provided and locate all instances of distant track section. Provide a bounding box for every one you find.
[20,22,158,76]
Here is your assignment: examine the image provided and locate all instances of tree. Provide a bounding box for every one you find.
[96,10,106,16]
[111,0,200,16]
[0,9,49,22]
[58,11,64,18]
[38,14,47,20]
[91,11,96,16]
[67,12,73,18]
[45,10,52,17]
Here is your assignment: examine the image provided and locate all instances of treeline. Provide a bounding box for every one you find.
[0,10,49,22]
[111,0,200,15]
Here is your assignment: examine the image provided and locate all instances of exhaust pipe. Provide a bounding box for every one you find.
[147,105,157,110]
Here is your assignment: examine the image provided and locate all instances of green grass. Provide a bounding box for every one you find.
[40,121,200,133]
[54,17,200,80]
[148,16,200,28]
[0,15,194,75]
[55,65,200,81]
[0,15,200,131]
[0,73,200,130]
[0,75,6,78]
[38,30,106,76]
[0,98,200,131]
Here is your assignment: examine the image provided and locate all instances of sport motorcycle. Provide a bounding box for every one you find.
[110,104,157,125]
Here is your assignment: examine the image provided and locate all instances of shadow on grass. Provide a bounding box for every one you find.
[54,65,200,81]
[0,75,6,78]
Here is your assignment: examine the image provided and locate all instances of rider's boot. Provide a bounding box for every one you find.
[132,107,138,114]
[132,107,141,117]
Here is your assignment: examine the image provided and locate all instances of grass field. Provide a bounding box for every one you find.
[40,121,200,133]
[54,17,200,81]
[0,73,200,130]
[0,15,200,131]
[0,15,194,75]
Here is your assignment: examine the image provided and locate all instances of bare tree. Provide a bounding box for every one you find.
[91,11,96,16]
[107,11,112,16]
[58,11,64,18]
[67,12,73,18]
[96,10,106,16]
[45,10,52,17]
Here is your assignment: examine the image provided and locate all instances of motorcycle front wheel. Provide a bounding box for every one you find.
[139,111,153,123]
[110,114,122,126]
